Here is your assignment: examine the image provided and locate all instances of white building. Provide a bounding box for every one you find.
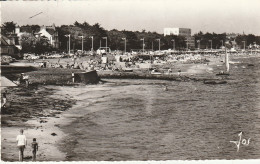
[164,28,180,36]
[15,24,59,49]
[36,25,59,48]
[37,27,53,44]
[164,28,191,37]
[164,27,195,49]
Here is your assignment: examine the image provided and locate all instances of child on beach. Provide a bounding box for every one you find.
[16,129,27,161]
[31,138,38,161]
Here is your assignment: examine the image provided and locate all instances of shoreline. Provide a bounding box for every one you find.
[1,85,76,161]
[3,54,259,86]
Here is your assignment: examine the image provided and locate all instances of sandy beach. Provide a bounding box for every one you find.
[1,85,76,161]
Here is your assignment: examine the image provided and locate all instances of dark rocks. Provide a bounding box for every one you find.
[24,156,32,159]
[40,120,47,123]
[51,133,57,136]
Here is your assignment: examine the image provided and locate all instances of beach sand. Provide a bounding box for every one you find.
[1,85,76,161]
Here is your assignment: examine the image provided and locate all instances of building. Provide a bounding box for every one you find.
[164,28,180,36]
[36,25,59,48]
[15,24,59,49]
[164,28,191,37]
[226,33,239,39]
[1,34,20,58]
[164,27,195,49]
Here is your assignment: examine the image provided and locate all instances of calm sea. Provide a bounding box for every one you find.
[53,56,260,160]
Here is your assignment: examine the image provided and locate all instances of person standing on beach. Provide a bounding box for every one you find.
[31,138,38,161]
[1,90,7,108]
[20,73,29,87]
[178,69,181,76]
[16,129,27,161]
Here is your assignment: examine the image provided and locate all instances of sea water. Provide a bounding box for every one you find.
[52,56,260,160]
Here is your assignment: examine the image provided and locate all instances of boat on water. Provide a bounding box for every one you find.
[203,79,227,85]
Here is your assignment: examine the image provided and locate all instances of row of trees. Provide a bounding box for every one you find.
[58,22,187,52]
[57,21,260,52]
[2,21,260,54]
[194,31,260,49]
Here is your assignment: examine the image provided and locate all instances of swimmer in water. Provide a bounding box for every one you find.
[164,85,168,91]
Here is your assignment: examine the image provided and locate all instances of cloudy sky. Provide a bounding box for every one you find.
[1,0,260,35]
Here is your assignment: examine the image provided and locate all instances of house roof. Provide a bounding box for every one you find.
[19,26,41,34]
[1,36,9,46]
[46,28,55,35]
[1,35,15,46]
[20,26,34,33]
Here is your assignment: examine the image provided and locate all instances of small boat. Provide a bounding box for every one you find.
[203,80,227,85]
[123,68,133,72]
[216,71,230,76]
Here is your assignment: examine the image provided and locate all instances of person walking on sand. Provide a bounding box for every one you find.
[16,129,27,161]
[31,138,38,161]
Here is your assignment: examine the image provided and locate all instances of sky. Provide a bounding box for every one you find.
[1,0,260,35]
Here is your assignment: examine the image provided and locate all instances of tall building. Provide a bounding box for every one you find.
[164,27,195,49]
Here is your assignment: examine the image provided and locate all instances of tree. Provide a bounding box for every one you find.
[247,34,256,45]
[236,35,247,49]
[107,29,126,50]
[20,33,37,53]
[30,25,40,33]
[34,36,54,54]
[74,21,80,26]
[82,21,90,28]
[123,30,138,50]
[20,34,54,54]
[164,35,186,50]
[2,21,16,34]
[193,32,227,49]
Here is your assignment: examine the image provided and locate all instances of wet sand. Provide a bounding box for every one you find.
[1,85,76,161]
